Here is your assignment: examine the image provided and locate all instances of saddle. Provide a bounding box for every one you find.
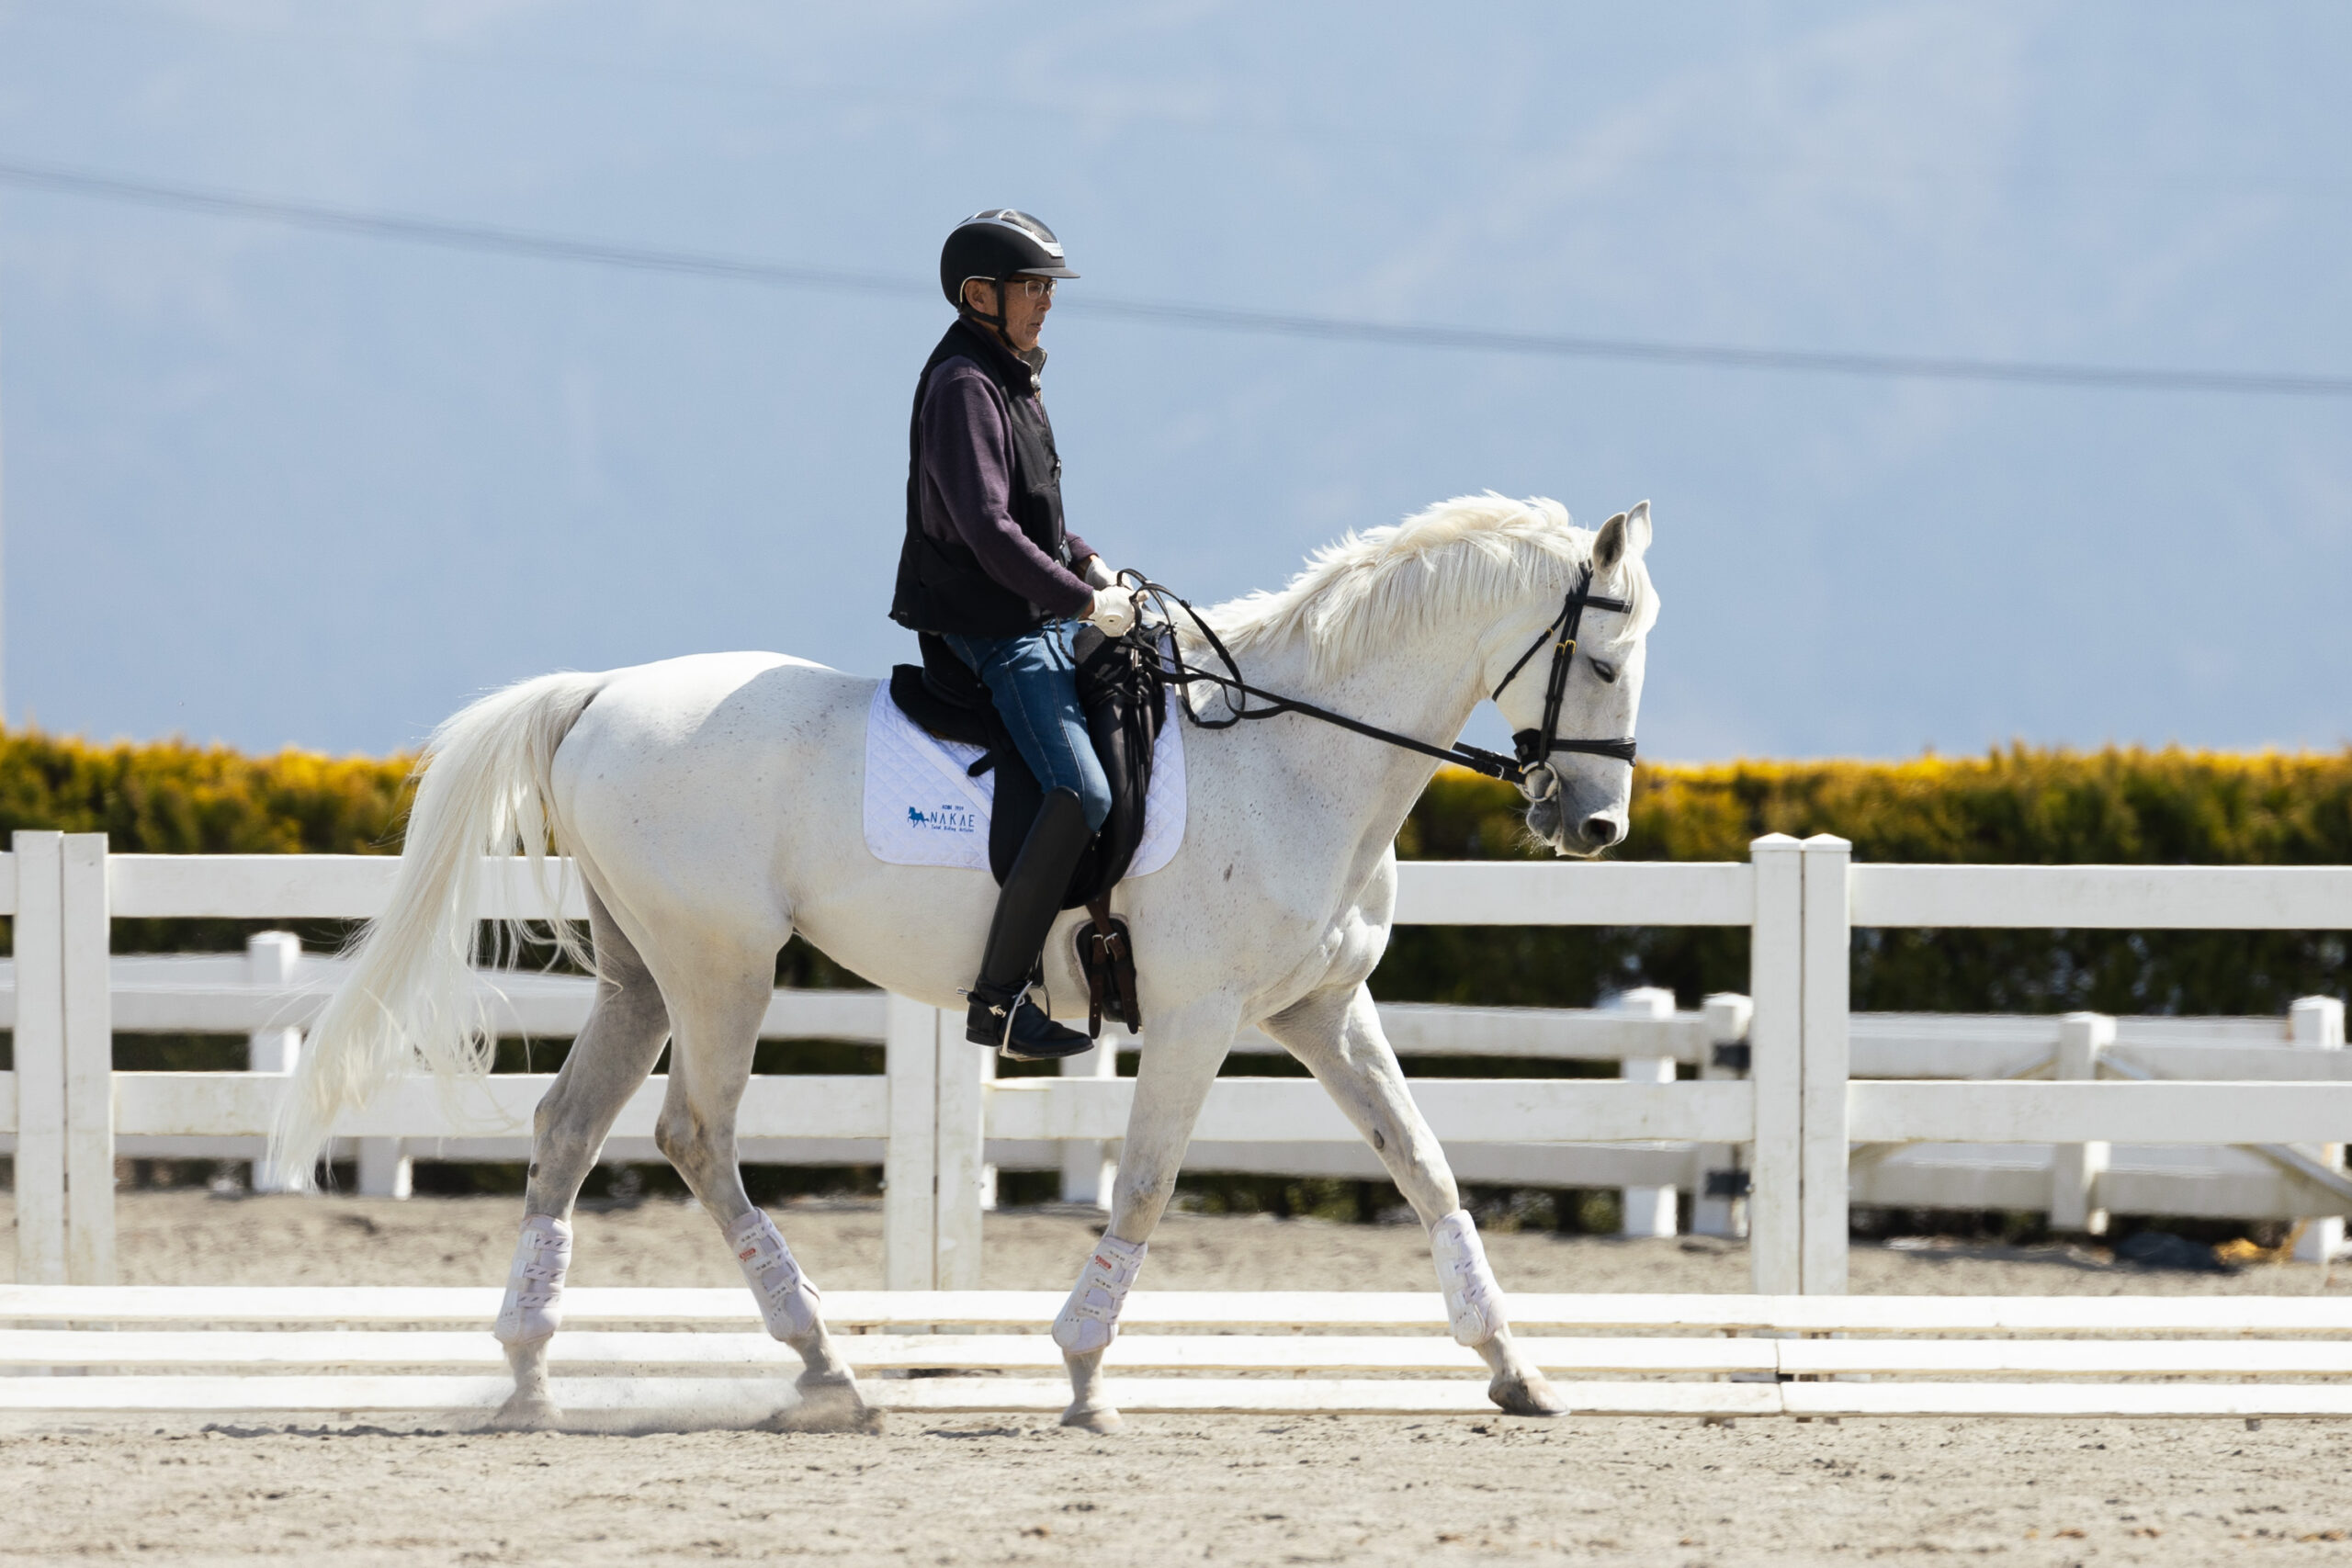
[887,627,1164,1036]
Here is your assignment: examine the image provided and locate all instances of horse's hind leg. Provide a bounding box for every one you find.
[1261,982,1566,1417]
[493,887,673,1427]
[651,940,870,1427]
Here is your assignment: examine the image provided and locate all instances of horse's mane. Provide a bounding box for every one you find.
[1197,493,1658,679]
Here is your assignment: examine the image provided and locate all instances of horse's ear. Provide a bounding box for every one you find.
[1593,502,1652,574]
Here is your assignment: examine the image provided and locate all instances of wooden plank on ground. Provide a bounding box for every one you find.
[1783,1382,2352,1420]
[1758,1295,2352,1336]
[0,1376,790,1414]
[9,1288,2352,1337]
[1779,1338,2352,1377]
[0,1330,1781,1376]
[13,1373,2352,1420]
[878,1378,1783,1417]
[0,1373,1784,1418]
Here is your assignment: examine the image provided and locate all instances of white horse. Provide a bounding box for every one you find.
[275,491,1658,1430]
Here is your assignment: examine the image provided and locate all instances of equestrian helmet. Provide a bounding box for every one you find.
[939,209,1079,307]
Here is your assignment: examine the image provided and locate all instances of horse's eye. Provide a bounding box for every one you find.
[1589,657,1619,683]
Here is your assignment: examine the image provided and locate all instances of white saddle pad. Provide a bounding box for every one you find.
[862,677,1186,876]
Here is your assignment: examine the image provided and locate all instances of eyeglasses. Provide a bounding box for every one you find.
[1008,276,1057,301]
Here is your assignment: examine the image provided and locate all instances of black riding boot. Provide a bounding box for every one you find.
[966,787,1096,1061]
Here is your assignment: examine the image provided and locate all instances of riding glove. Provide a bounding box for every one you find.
[1080,556,1119,591]
[1086,586,1137,637]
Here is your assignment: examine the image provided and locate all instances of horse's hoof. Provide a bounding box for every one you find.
[776,1372,885,1435]
[1487,1369,1567,1417]
[1060,1402,1124,1435]
[487,1390,561,1430]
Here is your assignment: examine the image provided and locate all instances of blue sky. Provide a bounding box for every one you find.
[0,1,2345,761]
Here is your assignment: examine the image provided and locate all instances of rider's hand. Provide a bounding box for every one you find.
[1080,556,1118,592]
[1086,586,1137,637]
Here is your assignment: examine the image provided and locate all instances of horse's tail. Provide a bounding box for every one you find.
[270,670,608,1188]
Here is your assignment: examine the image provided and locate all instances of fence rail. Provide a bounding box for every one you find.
[3,832,2347,1297]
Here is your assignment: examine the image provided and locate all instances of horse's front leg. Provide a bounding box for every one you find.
[1261,982,1566,1417]
[1055,995,1242,1434]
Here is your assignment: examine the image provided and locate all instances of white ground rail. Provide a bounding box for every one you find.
[8,1285,2352,1420]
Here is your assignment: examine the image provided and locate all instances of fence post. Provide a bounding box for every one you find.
[1691,992,1755,1239]
[2050,1012,2114,1236]
[11,831,66,1285]
[1747,835,1803,1295]
[975,1045,1000,1213]
[1613,987,1679,1237]
[882,994,941,1290]
[936,1010,988,1289]
[1059,1035,1119,1209]
[1799,834,1852,1295]
[2290,996,2346,1263]
[243,933,319,1195]
[61,834,114,1285]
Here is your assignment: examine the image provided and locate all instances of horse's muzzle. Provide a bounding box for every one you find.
[1577,814,1626,852]
[1524,793,1623,858]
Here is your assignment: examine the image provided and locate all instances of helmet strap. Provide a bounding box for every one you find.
[958,277,1015,349]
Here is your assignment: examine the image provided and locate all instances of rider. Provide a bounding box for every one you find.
[890,209,1136,1062]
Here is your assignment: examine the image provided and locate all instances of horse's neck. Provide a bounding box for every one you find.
[1215,618,1487,859]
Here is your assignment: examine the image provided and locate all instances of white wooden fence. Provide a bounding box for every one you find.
[4,832,2349,1298]
[15,948,2339,1268]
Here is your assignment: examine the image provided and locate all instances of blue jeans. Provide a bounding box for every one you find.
[944,623,1113,832]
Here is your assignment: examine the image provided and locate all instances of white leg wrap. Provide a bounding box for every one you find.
[1431,1210,1509,1348]
[1052,1235,1148,1355]
[729,1209,823,1342]
[493,1213,573,1347]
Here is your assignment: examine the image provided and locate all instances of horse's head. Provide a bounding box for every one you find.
[1486,501,1655,858]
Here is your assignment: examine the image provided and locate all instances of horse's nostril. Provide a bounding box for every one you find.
[1581,816,1623,849]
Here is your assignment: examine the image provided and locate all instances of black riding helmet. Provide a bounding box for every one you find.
[940,209,1079,332]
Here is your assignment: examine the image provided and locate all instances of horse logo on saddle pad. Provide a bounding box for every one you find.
[861,653,1185,882]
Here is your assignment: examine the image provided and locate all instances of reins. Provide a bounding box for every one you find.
[1123,566,1638,795]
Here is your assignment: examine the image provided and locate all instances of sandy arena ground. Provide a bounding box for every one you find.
[7,1191,2352,1565]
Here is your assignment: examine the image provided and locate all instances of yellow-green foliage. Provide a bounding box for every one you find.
[1390,747,2352,1019]
[0,729,417,963]
[0,728,415,855]
[1401,747,2352,867]
[0,730,2340,1014]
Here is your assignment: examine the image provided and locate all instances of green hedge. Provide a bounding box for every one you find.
[1,729,2344,1015]
[1382,748,2352,1017]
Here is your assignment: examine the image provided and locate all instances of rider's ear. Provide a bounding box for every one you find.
[1592,501,1653,574]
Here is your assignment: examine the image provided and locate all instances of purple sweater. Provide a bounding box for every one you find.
[916,355,1095,621]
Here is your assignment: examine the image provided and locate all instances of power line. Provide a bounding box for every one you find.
[3,156,2349,400]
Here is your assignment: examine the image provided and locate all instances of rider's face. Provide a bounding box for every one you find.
[967,276,1055,353]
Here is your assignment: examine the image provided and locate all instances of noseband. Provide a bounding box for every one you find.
[1131,564,1637,795]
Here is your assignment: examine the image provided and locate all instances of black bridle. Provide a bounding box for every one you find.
[1130,564,1637,795]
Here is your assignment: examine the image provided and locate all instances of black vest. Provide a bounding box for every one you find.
[890,320,1069,637]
